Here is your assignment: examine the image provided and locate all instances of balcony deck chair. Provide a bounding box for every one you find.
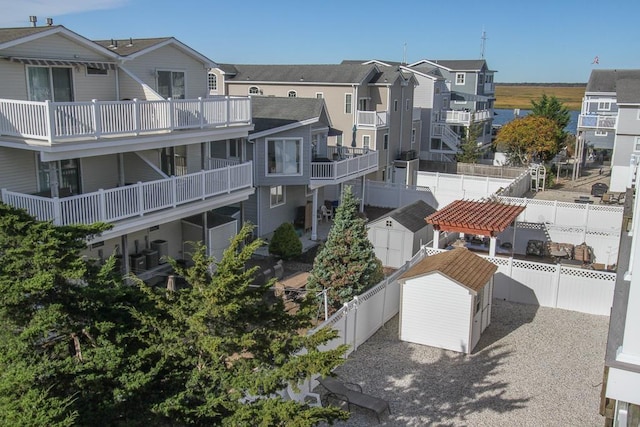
[320,204,333,222]
[317,376,390,423]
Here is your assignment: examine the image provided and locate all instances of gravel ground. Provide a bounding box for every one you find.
[316,299,609,426]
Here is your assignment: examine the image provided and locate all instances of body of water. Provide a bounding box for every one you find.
[493,108,579,135]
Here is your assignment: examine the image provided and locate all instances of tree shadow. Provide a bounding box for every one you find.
[315,301,532,426]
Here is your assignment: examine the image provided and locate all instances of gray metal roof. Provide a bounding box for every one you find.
[426,59,488,71]
[250,96,325,133]
[586,69,640,100]
[0,26,60,45]
[616,77,640,104]
[93,37,172,57]
[373,199,436,232]
[222,64,378,84]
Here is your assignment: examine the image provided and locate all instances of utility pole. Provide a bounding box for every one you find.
[480,29,487,59]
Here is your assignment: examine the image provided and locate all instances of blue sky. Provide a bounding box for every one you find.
[2,0,640,83]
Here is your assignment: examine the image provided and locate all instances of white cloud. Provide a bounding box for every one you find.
[0,0,129,27]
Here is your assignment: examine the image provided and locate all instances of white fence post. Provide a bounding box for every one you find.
[352,297,359,351]
[45,100,55,143]
[133,99,141,135]
[553,264,561,308]
[201,170,206,200]
[137,182,144,216]
[92,99,101,139]
[52,197,62,225]
[98,189,106,221]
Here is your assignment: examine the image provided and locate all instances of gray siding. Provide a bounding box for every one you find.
[253,184,310,237]
[0,147,38,193]
[253,126,312,187]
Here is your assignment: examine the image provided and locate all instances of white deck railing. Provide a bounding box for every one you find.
[1,161,252,226]
[356,110,388,127]
[208,157,240,169]
[310,151,378,181]
[444,109,492,125]
[0,96,252,143]
[578,114,617,129]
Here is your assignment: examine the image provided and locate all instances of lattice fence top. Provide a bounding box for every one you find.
[560,266,617,281]
[516,221,545,230]
[512,259,558,272]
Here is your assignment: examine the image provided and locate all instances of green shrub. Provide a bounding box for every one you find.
[269,222,302,260]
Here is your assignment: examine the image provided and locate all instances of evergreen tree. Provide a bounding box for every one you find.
[456,114,483,163]
[306,186,384,310]
[0,203,148,426]
[269,222,303,260]
[127,223,349,426]
[530,94,571,131]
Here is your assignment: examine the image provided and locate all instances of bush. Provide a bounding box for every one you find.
[269,222,302,260]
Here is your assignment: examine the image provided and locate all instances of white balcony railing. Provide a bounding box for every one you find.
[578,114,617,130]
[310,150,378,181]
[208,157,240,169]
[443,109,492,125]
[0,96,252,144]
[0,161,252,226]
[356,111,388,128]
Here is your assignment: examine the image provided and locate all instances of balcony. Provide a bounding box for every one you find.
[0,96,252,144]
[483,82,495,94]
[578,114,617,130]
[310,149,378,187]
[0,161,252,227]
[356,110,388,128]
[443,109,492,125]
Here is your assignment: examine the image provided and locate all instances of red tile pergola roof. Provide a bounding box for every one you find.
[425,200,526,237]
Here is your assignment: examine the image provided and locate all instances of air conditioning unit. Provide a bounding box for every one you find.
[151,240,169,264]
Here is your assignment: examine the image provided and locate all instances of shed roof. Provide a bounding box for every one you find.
[426,199,525,237]
[400,248,497,292]
[250,96,327,134]
[371,200,436,232]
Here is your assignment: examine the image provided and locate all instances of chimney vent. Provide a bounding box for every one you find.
[126,37,133,47]
[29,16,37,27]
[46,18,53,26]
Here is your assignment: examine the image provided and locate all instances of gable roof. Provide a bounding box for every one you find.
[426,199,525,236]
[409,59,491,73]
[249,97,328,136]
[400,248,497,292]
[371,200,436,232]
[585,69,640,99]
[221,64,379,85]
[0,26,60,45]
[616,77,640,105]
[94,37,216,66]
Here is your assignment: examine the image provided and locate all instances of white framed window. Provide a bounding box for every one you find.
[383,133,389,150]
[228,139,241,158]
[455,73,465,85]
[345,93,352,114]
[270,185,285,207]
[411,128,416,145]
[157,70,185,99]
[635,137,640,152]
[86,66,107,76]
[394,99,398,112]
[478,74,484,84]
[362,135,370,150]
[266,138,302,175]
[249,86,260,95]
[27,66,74,101]
[207,73,217,93]
[37,156,81,194]
[316,92,323,99]
[598,101,611,111]
[288,90,297,98]
[405,98,410,111]
[595,130,608,137]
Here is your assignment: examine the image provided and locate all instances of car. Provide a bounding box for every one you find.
[591,182,609,197]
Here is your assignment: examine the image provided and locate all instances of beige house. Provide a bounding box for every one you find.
[210,63,419,184]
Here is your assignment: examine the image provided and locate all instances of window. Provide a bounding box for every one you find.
[406,99,411,111]
[478,74,484,85]
[411,128,416,145]
[270,185,285,207]
[595,130,608,137]
[157,70,185,99]
[267,138,302,175]
[385,220,392,227]
[394,99,398,112]
[431,138,442,150]
[455,73,465,85]
[249,86,260,95]
[316,92,323,99]
[336,135,343,146]
[362,135,370,150]
[208,73,217,93]
[288,90,297,98]
[86,66,108,76]
[598,101,611,111]
[635,137,640,152]
[228,139,241,158]
[383,133,389,150]
[27,66,73,101]
[345,93,352,114]
[37,157,81,194]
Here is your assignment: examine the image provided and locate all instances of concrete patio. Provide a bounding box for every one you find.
[316,299,609,426]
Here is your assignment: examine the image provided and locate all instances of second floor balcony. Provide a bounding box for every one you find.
[0,96,252,145]
[356,110,388,128]
[442,109,492,125]
[578,114,617,130]
[310,149,378,187]
[0,161,253,227]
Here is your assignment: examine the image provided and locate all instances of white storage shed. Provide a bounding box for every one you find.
[367,200,436,268]
[398,248,497,354]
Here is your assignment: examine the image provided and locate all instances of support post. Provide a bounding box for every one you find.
[311,188,319,241]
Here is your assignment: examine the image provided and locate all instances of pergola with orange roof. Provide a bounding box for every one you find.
[425,199,526,256]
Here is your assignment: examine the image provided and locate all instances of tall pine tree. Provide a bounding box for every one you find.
[306,186,384,310]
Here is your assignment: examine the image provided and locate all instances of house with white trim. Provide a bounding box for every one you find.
[0,24,254,279]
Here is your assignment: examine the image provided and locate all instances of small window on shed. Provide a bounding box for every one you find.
[249,86,260,95]
[385,220,393,227]
[86,66,108,76]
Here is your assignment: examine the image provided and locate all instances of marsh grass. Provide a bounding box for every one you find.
[495,85,585,111]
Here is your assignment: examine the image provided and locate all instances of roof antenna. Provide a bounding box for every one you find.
[480,28,487,59]
[402,43,407,65]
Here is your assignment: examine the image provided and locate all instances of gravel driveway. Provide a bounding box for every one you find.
[316,299,609,426]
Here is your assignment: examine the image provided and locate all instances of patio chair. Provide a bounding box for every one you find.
[320,205,333,222]
[317,376,390,422]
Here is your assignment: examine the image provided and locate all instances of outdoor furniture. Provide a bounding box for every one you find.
[574,196,594,204]
[526,240,545,257]
[317,376,390,423]
[591,182,609,197]
[320,204,333,222]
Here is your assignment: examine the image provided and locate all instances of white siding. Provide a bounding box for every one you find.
[0,60,29,99]
[400,273,472,353]
[0,147,38,193]
[368,221,410,268]
[2,33,110,61]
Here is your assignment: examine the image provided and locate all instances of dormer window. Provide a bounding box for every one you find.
[455,73,465,85]
[249,86,260,95]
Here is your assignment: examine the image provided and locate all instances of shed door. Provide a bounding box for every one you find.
[372,226,405,268]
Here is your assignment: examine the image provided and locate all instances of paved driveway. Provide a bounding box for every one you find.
[316,299,609,426]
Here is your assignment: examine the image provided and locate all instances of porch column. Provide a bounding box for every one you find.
[489,236,497,257]
[433,229,440,249]
[117,153,125,186]
[360,176,366,212]
[311,188,319,241]
[48,161,59,198]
